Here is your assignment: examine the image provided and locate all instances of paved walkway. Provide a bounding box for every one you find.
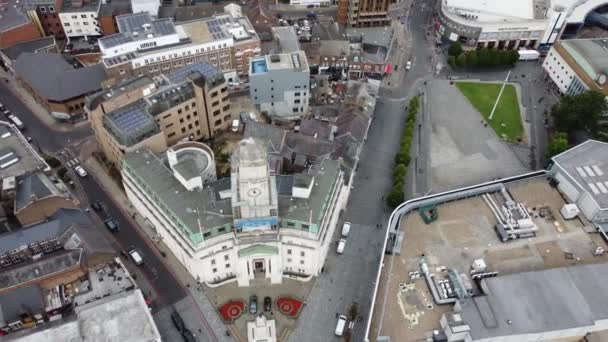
[78,137,233,342]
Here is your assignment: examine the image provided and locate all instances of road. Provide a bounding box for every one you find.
[288,0,436,341]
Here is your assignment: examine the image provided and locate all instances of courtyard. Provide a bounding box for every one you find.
[455,81,524,142]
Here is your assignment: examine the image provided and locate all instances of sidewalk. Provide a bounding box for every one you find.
[78,137,233,342]
[0,69,88,133]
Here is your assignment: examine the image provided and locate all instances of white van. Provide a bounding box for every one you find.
[335,315,347,336]
[341,221,351,237]
[231,119,240,132]
[336,239,346,254]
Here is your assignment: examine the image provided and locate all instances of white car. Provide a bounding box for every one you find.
[405,60,412,70]
[74,165,88,177]
[336,239,347,254]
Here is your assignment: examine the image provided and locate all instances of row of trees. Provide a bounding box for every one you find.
[447,42,519,69]
[386,97,419,208]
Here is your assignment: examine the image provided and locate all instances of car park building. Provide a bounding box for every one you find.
[542,38,608,96]
[122,138,346,287]
[435,0,608,51]
[99,10,260,83]
[86,62,230,167]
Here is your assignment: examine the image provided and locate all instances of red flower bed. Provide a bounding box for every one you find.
[276,297,305,317]
[219,300,245,321]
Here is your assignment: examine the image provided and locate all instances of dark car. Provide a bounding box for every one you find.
[104,218,119,232]
[91,201,104,212]
[171,310,185,333]
[182,329,196,342]
[264,296,271,312]
[249,295,258,314]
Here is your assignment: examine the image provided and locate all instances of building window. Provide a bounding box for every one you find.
[119,69,125,75]
[186,114,191,120]
[211,259,216,265]
[302,224,309,229]
[64,22,70,26]
[212,268,217,273]
[49,6,54,12]
[81,14,87,18]
[287,258,292,263]
[222,105,230,111]
[194,120,199,126]
[295,92,301,96]
[295,99,300,104]
[300,251,305,257]
[40,6,46,12]
[179,118,184,123]
[287,222,295,227]
[192,101,196,107]
[213,110,221,116]
[168,132,176,138]
[293,107,298,112]
[224,255,229,260]
[214,119,222,125]
[300,260,305,265]
[188,123,193,129]
[196,129,201,135]
[225,263,231,268]
[287,249,292,255]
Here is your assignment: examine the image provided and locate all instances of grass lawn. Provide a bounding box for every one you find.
[455,82,524,142]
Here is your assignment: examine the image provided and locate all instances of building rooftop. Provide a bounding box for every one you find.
[103,99,160,147]
[251,50,308,74]
[0,37,55,61]
[158,3,225,22]
[272,26,300,53]
[0,284,43,327]
[460,263,608,340]
[443,0,550,21]
[7,289,160,342]
[99,0,131,16]
[552,139,608,208]
[61,0,101,13]
[0,121,49,179]
[312,21,348,41]
[124,148,233,244]
[0,0,40,34]
[170,143,214,181]
[13,53,106,102]
[14,172,67,212]
[560,39,608,87]
[100,13,176,50]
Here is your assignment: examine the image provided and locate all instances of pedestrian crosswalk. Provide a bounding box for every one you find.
[65,157,79,167]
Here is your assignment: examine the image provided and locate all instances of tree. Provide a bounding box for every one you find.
[44,155,61,168]
[393,163,407,180]
[547,132,569,158]
[466,50,479,68]
[447,55,456,67]
[454,53,466,67]
[386,183,404,208]
[507,49,520,65]
[477,48,490,67]
[448,42,463,57]
[498,50,511,65]
[487,48,499,66]
[551,90,607,135]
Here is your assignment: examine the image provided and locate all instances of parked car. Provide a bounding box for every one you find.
[264,296,271,312]
[341,221,351,237]
[74,165,88,177]
[405,60,412,70]
[104,218,119,232]
[335,315,348,336]
[127,246,144,266]
[336,239,347,254]
[249,295,258,314]
[91,201,104,212]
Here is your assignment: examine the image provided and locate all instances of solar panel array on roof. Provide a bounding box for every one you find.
[206,18,228,41]
[100,33,133,49]
[165,63,222,85]
[104,100,159,146]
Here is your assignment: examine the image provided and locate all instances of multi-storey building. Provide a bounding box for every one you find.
[122,137,346,287]
[86,62,230,167]
[249,51,310,120]
[34,0,65,39]
[99,10,260,83]
[338,0,393,28]
[543,39,608,96]
[98,0,132,36]
[59,0,102,38]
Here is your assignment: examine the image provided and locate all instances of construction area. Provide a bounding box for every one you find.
[370,176,608,342]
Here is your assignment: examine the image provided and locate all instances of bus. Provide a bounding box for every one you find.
[517,49,540,61]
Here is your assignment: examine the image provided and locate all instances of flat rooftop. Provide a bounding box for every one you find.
[552,140,608,208]
[443,0,550,21]
[273,26,300,53]
[7,289,160,342]
[0,121,49,179]
[370,176,608,341]
[61,0,101,13]
[252,51,309,73]
[100,13,177,50]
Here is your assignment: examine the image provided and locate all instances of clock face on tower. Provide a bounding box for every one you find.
[247,187,262,198]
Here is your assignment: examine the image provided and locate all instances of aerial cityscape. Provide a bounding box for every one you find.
[1,0,608,341]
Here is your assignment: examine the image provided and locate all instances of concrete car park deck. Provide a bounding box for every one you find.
[370,177,608,342]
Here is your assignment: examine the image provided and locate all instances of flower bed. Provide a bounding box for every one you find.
[276,297,305,318]
[219,300,245,322]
